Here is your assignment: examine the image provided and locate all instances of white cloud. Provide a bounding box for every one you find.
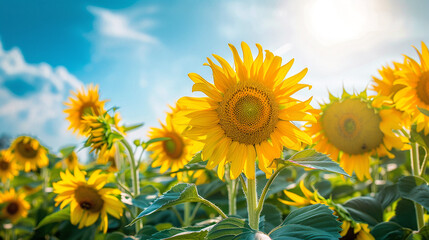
[88,6,158,44]
[0,41,83,150]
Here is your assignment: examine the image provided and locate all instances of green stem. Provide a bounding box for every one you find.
[171,206,184,226]
[419,148,428,176]
[371,159,379,195]
[225,166,238,215]
[410,143,425,230]
[198,198,228,219]
[247,178,259,230]
[183,202,191,227]
[120,139,142,233]
[190,202,202,221]
[257,166,285,212]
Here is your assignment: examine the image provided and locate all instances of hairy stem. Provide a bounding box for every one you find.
[247,178,259,230]
[410,143,425,230]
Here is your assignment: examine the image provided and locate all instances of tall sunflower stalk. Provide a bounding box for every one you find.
[178,42,315,230]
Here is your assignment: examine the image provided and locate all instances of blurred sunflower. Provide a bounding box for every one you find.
[53,167,124,233]
[10,136,49,172]
[64,84,107,135]
[279,181,374,240]
[97,145,119,172]
[0,150,18,183]
[306,91,407,180]
[56,151,80,171]
[177,42,314,179]
[0,189,30,223]
[148,105,203,182]
[394,42,429,134]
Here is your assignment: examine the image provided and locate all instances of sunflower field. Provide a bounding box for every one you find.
[1,42,429,240]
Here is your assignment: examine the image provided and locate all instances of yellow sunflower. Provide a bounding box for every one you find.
[394,42,429,135]
[370,63,410,128]
[147,105,203,182]
[64,84,107,136]
[177,42,314,180]
[306,91,407,180]
[56,151,80,171]
[0,150,18,183]
[97,145,119,172]
[0,189,30,223]
[279,181,374,240]
[9,136,49,172]
[53,167,124,233]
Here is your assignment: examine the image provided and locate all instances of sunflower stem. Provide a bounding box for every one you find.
[247,178,259,230]
[171,206,184,226]
[419,147,428,176]
[410,142,425,230]
[120,138,142,233]
[225,165,238,215]
[183,202,191,227]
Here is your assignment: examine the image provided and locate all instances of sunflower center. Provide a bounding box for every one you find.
[75,185,104,213]
[217,81,279,145]
[322,99,384,155]
[16,141,38,158]
[162,133,184,159]
[340,225,358,240]
[416,72,429,105]
[0,160,10,170]
[6,202,19,215]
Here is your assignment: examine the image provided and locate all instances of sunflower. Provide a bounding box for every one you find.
[0,189,30,223]
[370,63,410,128]
[53,167,124,233]
[9,136,49,172]
[279,181,374,240]
[306,91,407,180]
[147,105,203,182]
[177,42,314,180]
[0,150,18,183]
[57,151,80,171]
[97,145,119,172]
[394,42,429,135]
[64,84,107,136]
[83,112,123,154]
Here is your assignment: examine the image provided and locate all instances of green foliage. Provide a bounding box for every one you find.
[150,227,209,240]
[206,217,257,240]
[343,196,383,226]
[371,222,413,240]
[280,149,350,177]
[397,176,429,211]
[36,207,70,229]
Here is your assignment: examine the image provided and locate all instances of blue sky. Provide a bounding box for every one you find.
[0,0,429,152]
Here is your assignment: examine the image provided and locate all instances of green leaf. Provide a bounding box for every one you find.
[390,199,417,230]
[206,217,257,240]
[122,123,144,132]
[397,176,429,211]
[270,224,340,240]
[273,204,341,239]
[150,228,208,240]
[144,137,171,149]
[410,124,429,149]
[187,151,203,165]
[260,204,282,233]
[418,107,429,117]
[284,150,350,177]
[59,145,76,157]
[105,232,126,240]
[331,185,355,199]
[414,226,429,240]
[130,183,204,225]
[375,184,400,209]
[314,180,332,198]
[197,179,225,198]
[36,207,70,229]
[343,196,383,226]
[130,185,160,209]
[370,222,413,240]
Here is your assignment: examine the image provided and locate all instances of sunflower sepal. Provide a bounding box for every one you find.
[36,206,70,229]
[142,137,171,150]
[122,122,144,133]
[417,107,429,118]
